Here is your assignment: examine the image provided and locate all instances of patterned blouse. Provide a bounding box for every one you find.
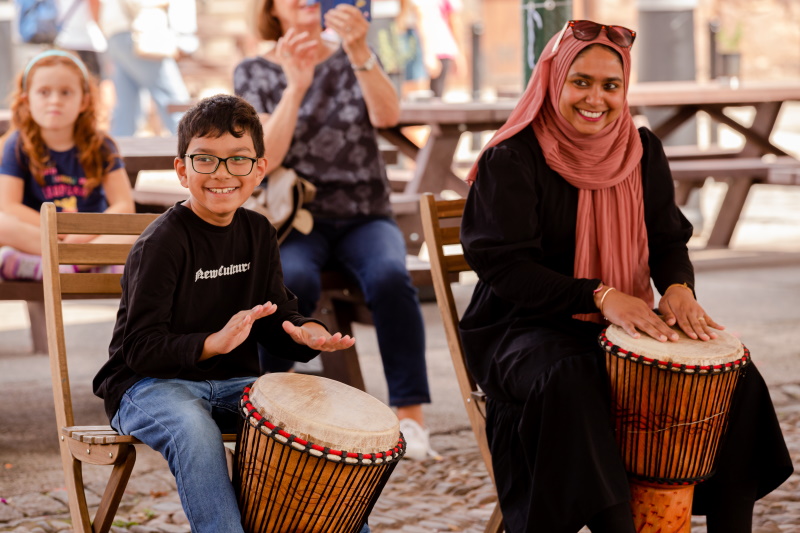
[234,47,392,219]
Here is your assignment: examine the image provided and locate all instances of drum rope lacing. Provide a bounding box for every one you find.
[624,411,727,434]
[598,332,751,374]
[239,386,406,465]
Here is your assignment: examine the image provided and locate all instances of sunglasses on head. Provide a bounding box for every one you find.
[552,20,636,54]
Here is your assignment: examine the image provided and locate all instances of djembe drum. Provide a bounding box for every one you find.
[234,373,406,533]
[599,324,750,532]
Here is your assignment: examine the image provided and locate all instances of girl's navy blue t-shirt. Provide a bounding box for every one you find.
[0,131,123,213]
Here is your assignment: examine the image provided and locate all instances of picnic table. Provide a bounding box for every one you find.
[115,136,178,188]
[379,100,516,196]
[628,80,800,247]
[379,82,800,248]
[628,80,799,157]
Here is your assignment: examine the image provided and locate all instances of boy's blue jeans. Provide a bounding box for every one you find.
[112,376,371,533]
[262,216,430,407]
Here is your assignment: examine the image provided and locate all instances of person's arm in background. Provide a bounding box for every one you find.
[0,175,39,227]
[445,0,468,83]
[235,28,317,176]
[88,0,100,21]
[408,0,441,79]
[0,175,43,254]
[325,4,400,127]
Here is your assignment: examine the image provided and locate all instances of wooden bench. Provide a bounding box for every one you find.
[1,157,426,356]
[663,145,740,161]
[2,227,432,396]
[668,155,800,247]
[0,282,118,354]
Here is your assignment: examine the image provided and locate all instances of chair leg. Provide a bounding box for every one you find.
[62,454,94,533]
[485,502,504,533]
[92,445,137,533]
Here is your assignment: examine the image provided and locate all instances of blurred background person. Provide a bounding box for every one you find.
[234,0,437,460]
[407,0,466,98]
[99,0,195,136]
[55,0,107,80]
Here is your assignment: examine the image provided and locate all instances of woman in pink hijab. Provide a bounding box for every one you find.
[459,21,792,533]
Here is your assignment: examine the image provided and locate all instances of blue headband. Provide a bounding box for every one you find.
[22,50,90,91]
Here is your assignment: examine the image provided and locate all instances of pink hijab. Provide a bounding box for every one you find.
[467,26,653,323]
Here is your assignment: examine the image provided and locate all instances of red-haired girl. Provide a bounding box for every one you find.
[0,50,135,280]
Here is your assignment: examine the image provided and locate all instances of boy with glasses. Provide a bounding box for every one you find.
[93,94,357,533]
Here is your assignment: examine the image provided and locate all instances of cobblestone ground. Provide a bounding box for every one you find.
[2,385,799,533]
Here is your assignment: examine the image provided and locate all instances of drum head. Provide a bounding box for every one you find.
[248,373,399,454]
[604,323,746,369]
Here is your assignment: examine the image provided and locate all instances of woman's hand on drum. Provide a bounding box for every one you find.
[201,302,279,360]
[601,290,679,343]
[658,285,724,341]
[282,321,356,352]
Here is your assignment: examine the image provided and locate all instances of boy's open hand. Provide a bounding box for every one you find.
[201,303,278,360]
[282,321,355,352]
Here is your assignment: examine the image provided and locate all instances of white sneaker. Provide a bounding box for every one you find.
[399,418,439,460]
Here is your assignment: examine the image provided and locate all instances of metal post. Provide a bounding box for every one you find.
[471,22,483,101]
[0,1,15,104]
[471,21,483,150]
[709,18,720,80]
[522,0,572,85]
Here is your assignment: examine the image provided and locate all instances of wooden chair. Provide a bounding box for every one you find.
[41,202,157,532]
[40,203,237,532]
[419,193,504,533]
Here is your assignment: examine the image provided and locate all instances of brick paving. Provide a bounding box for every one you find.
[1,386,799,533]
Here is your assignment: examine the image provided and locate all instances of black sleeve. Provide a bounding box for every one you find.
[119,238,210,378]
[251,225,326,362]
[640,128,696,296]
[461,144,600,316]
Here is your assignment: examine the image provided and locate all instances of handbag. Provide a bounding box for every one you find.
[127,0,178,59]
[244,166,316,244]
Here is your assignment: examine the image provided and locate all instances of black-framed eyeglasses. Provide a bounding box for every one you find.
[552,20,636,54]
[183,153,258,176]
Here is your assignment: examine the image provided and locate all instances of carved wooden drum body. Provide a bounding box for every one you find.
[599,325,750,532]
[234,373,405,533]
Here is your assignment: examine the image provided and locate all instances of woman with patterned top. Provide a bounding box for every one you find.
[234,0,435,460]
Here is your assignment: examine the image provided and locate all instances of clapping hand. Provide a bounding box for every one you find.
[324,4,371,64]
[201,302,278,360]
[274,27,318,93]
[283,320,356,352]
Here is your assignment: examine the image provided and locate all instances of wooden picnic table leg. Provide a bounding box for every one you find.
[706,177,756,248]
[378,127,421,160]
[674,180,704,206]
[27,301,48,354]
[650,105,700,141]
[406,124,469,196]
[704,103,786,157]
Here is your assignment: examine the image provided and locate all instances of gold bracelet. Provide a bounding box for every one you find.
[599,287,616,316]
[666,282,693,296]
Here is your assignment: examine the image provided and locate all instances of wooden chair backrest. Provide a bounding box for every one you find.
[41,202,159,435]
[419,193,495,482]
